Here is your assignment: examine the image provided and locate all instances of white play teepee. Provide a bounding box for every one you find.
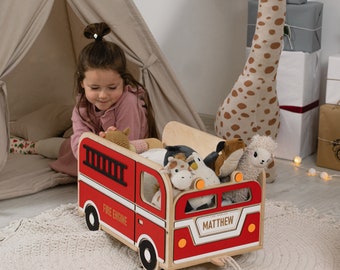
[0,0,205,199]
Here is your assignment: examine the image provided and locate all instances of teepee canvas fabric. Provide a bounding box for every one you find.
[0,0,205,172]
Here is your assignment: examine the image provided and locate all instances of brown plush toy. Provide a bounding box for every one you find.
[104,128,163,153]
[204,138,245,182]
[214,138,245,178]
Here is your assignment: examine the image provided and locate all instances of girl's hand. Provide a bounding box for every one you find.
[99,126,117,138]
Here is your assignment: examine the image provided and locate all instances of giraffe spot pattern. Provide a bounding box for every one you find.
[270,42,281,49]
[244,80,253,87]
[265,66,275,74]
[231,124,240,131]
[232,89,238,97]
[269,97,277,104]
[223,112,231,119]
[275,18,285,26]
[268,118,277,126]
[237,103,247,110]
[272,6,279,12]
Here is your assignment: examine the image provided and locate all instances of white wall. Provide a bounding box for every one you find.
[134,0,340,115]
[133,0,247,116]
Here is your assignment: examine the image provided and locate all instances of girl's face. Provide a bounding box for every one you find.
[81,69,124,111]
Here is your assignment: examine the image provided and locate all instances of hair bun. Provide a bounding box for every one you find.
[84,22,111,41]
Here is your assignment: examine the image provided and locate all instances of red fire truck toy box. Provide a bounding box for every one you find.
[77,121,265,270]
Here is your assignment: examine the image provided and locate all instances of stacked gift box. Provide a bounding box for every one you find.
[318,55,340,171]
[247,0,323,53]
[325,54,340,104]
[247,0,323,160]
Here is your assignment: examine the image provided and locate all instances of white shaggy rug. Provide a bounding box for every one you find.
[1,200,340,270]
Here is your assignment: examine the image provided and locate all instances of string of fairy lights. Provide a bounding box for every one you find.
[292,155,340,181]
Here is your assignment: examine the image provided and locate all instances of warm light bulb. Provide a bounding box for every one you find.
[320,171,331,181]
[293,156,302,166]
[307,168,317,176]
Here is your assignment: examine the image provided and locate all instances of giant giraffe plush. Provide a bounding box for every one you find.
[215,0,286,182]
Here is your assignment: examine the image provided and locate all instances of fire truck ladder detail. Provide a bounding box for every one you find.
[83,144,128,186]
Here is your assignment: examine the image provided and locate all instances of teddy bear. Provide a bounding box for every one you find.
[204,138,245,182]
[103,128,163,154]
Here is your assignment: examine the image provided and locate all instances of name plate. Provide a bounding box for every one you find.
[196,210,241,237]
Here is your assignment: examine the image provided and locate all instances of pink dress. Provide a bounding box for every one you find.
[50,85,149,177]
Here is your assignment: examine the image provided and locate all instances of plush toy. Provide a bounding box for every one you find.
[214,138,245,178]
[166,146,221,211]
[163,145,195,166]
[104,128,134,150]
[222,135,277,204]
[104,128,163,153]
[151,146,221,212]
[215,0,285,145]
[204,138,245,182]
[163,153,195,191]
[186,151,220,211]
[189,152,220,187]
[164,146,220,188]
[151,153,196,208]
[237,134,277,181]
[140,145,196,167]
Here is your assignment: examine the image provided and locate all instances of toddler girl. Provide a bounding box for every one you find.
[50,22,156,176]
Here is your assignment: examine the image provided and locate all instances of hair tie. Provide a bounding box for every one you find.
[93,33,102,41]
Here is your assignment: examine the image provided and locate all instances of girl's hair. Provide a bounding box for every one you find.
[75,22,157,138]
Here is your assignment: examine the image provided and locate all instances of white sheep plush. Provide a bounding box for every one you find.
[222,135,277,205]
[237,134,277,181]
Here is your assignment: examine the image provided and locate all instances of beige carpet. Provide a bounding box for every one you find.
[1,200,340,270]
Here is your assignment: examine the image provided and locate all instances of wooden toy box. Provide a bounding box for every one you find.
[77,121,265,270]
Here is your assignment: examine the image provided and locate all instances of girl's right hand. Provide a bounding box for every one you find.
[99,126,117,138]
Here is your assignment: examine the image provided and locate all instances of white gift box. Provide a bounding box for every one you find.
[275,50,321,160]
[275,107,319,160]
[276,50,321,107]
[325,54,340,105]
[325,79,340,104]
[327,54,340,80]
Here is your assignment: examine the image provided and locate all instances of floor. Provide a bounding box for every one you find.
[1,117,340,228]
